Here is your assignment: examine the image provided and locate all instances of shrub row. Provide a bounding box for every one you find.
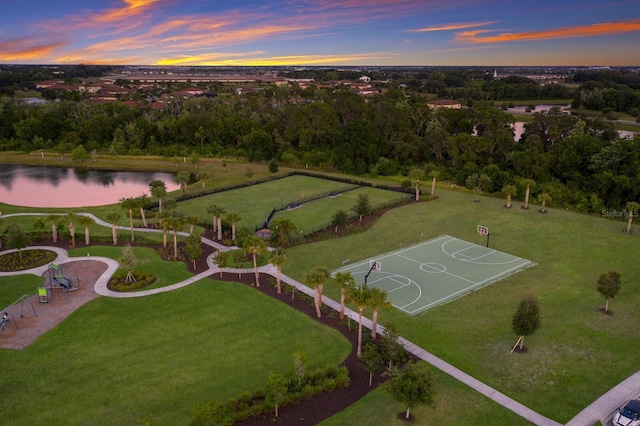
[191,365,350,426]
[0,249,57,272]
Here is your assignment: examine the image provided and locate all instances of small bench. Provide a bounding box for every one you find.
[341,259,351,265]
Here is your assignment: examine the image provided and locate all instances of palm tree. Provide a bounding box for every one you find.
[269,251,287,294]
[225,212,241,241]
[65,212,81,248]
[185,214,200,235]
[304,267,331,318]
[409,168,424,201]
[537,193,552,213]
[369,287,391,340]
[429,170,440,197]
[106,211,121,245]
[625,201,640,233]
[77,215,95,245]
[175,171,190,195]
[207,204,225,237]
[332,271,356,320]
[158,211,172,248]
[165,215,184,259]
[502,184,517,208]
[119,197,137,242]
[347,283,373,356]
[519,178,536,209]
[44,214,61,243]
[242,234,267,287]
[149,179,167,212]
[270,217,297,247]
[134,194,149,228]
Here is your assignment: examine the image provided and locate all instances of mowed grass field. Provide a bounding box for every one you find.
[0,278,351,426]
[284,188,640,424]
[176,174,358,230]
[272,186,408,234]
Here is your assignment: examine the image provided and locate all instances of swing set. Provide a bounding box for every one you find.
[1,294,38,332]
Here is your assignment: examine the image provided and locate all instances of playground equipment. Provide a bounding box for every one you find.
[1,294,38,331]
[46,263,78,302]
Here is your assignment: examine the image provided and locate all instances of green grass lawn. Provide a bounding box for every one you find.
[176,175,358,230]
[0,280,351,426]
[272,186,408,234]
[284,188,640,423]
[3,169,640,425]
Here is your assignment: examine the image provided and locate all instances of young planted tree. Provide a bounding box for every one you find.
[380,322,406,371]
[332,271,356,320]
[304,266,331,318]
[360,343,384,387]
[269,250,287,294]
[185,234,203,270]
[597,270,622,313]
[232,250,245,278]
[106,211,121,245]
[185,214,200,235]
[353,193,371,222]
[466,173,493,203]
[384,361,436,420]
[331,209,349,233]
[511,294,540,351]
[5,224,30,258]
[265,373,287,418]
[291,350,307,386]
[119,244,138,284]
[213,250,229,277]
[196,170,210,187]
[502,184,517,208]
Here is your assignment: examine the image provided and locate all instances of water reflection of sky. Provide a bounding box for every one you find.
[0,165,179,208]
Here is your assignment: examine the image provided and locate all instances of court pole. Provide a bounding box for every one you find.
[486,232,490,248]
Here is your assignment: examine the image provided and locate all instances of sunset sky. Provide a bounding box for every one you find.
[1,0,639,66]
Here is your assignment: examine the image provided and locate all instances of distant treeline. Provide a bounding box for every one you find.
[1,66,639,211]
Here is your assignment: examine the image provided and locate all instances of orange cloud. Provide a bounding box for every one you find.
[156,52,395,66]
[409,21,498,32]
[456,18,640,43]
[0,38,66,61]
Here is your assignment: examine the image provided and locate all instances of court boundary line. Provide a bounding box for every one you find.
[335,235,536,316]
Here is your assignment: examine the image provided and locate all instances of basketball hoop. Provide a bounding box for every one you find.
[477,225,489,236]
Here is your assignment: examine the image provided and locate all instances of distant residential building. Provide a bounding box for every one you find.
[427,99,462,110]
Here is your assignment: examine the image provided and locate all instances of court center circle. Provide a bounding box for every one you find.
[420,262,446,273]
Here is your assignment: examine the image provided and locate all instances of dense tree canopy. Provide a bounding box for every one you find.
[1,67,639,211]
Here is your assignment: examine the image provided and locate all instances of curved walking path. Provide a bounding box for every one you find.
[1,212,637,425]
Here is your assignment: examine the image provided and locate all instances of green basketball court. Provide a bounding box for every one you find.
[334,234,535,316]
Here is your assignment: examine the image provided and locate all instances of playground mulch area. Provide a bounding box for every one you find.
[0,260,107,350]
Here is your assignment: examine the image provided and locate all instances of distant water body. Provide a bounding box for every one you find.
[0,164,178,208]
